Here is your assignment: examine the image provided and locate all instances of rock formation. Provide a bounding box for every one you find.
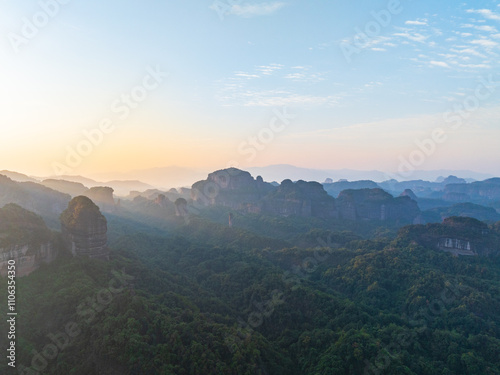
[191,169,423,222]
[400,189,418,201]
[398,216,500,256]
[323,180,379,198]
[191,168,275,209]
[174,198,188,217]
[60,196,109,260]
[336,188,421,223]
[444,178,500,203]
[0,204,58,277]
[83,186,115,211]
[261,179,337,218]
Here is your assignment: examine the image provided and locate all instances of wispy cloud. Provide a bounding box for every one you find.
[429,60,450,68]
[257,63,284,75]
[234,72,260,79]
[229,2,286,17]
[466,9,500,22]
[393,31,430,43]
[470,38,498,48]
[405,19,428,26]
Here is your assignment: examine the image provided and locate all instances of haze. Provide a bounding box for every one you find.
[1,0,500,179]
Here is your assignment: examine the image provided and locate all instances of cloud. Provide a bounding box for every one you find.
[429,61,450,68]
[405,20,427,26]
[471,38,498,48]
[257,64,284,75]
[229,2,285,17]
[393,32,430,43]
[466,9,500,21]
[234,72,260,79]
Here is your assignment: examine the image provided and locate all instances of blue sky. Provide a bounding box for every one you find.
[1,0,499,178]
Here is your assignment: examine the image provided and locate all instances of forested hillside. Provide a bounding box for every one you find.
[1,210,500,374]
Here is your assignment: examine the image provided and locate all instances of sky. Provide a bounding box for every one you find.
[1,0,500,179]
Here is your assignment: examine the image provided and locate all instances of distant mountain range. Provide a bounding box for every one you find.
[1,165,494,192]
[246,164,493,183]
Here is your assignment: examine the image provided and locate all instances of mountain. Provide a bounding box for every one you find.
[103,180,154,196]
[39,175,100,187]
[422,202,500,223]
[378,175,468,197]
[0,175,71,229]
[336,188,421,224]
[247,164,388,183]
[0,204,59,276]
[40,176,153,197]
[247,165,493,183]
[191,168,421,223]
[41,179,89,197]
[60,196,109,260]
[191,168,275,209]
[260,179,337,218]
[323,180,379,198]
[444,178,500,203]
[397,216,500,256]
[0,170,38,183]
[90,166,209,189]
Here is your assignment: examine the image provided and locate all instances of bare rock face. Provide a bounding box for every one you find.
[336,188,420,224]
[0,204,58,277]
[83,187,115,212]
[174,198,188,217]
[398,216,500,257]
[444,178,500,202]
[261,179,337,218]
[60,196,109,260]
[154,194,169,208]
[191,168,275,209]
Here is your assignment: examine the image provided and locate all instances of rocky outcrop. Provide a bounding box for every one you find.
[260,179,337,218]
[0,204,58,277]
[83,187,115,211]
[336,188,421,224]
[397,216,499,256]
[191,168,275,209]
[154,194,169,208]
[174,198,188,217]
[400,189,418,201]
[60,196,109,260]
[444,178,500,203]
[191,169,424,222]
[323,180,379,198]
[379,175,467,197]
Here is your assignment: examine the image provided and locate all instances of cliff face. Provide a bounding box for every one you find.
[398,216,500,256]
[444,178,500,202]
[191,168,275,209]
[60,196,109,260]
[83,187,116,211]
[0,204,58,277]
[191,169,423,222]
[336,188,421,223]
[323,180,379,198]
[261,179,337,218]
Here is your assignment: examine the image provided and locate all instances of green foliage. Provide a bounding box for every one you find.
[1,208,500,374]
